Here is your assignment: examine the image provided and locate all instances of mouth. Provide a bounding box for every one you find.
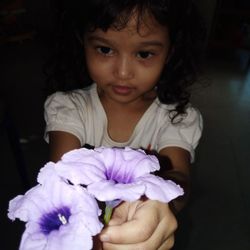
[112,85,133,95]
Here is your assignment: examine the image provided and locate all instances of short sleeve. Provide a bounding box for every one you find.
[44,91,86,145]
[158,106,203,162]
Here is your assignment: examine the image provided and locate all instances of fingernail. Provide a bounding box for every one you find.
[100,234,109,242]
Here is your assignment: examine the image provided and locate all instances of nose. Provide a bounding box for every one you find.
[114,55,134,80]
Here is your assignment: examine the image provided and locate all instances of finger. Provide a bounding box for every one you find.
[102,234,175,250]
[100,216,157,244]
[100,204,159,244]
[107,202,130,226]
[158,236,175,250]
[102,242,128,250]
[146,212,177,250]
[102,215,176,250]
[108,200,143,226]
[104,203,176,249]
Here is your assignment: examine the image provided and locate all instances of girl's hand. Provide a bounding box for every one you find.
[99,199,177,250]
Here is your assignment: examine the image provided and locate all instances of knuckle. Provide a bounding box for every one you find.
[171,215,178,231]
[167,235,175,249]
[141,225,155,239]
[134,244,153,250]
[158,235,175,250]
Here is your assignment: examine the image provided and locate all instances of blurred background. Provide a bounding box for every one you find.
[0,0,250,249]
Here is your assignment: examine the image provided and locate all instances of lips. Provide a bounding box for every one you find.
[112,85,133,95]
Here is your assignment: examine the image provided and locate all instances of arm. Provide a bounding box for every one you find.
[48,131,81,162]
[157,146,191,213]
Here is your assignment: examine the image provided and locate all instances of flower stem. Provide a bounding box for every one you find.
[104,205,113,225]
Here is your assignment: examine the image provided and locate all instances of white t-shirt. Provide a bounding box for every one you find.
[44,84,203,162]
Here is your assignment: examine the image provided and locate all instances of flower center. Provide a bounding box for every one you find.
[58,213,67,225]
[39,206,71,235]
[105,168,133,184]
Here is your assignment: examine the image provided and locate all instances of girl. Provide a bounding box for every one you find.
[44,0,204,249]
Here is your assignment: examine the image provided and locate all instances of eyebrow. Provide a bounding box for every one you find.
[87,36,112,44]
[87,35,164,47]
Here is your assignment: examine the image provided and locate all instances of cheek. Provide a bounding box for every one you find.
[138,65,164,86]
[86,57,112,82]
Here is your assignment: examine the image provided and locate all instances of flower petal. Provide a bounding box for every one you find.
[19,221,94,250]
[138,175,184,203]
[55,147,160,187]
[8,185,50,222]
[46,220,94,250]
[56,161,106,185]
[37,162,60,185]
[88,181,145,202]
[19,228,47,250]
[8,176,103,250]
[97,147,160,179]
[61,148,106,172]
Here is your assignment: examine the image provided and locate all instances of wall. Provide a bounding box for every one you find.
[194,0,218,42]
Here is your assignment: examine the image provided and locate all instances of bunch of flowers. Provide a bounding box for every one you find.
[8,147,184,250]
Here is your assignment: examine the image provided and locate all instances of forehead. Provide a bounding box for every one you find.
[118,11,167,36]
[86,11,169,41]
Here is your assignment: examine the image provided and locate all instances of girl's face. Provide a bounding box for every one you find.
[84,13,170,105]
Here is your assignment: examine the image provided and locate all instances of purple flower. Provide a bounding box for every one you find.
[8,163,103,250]
[55,147,184,203]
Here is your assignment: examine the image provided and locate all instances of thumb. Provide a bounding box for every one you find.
[99,200,147,243]
[106,201,129,226]
[99,217,153,244]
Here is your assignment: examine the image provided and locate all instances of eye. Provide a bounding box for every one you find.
[137,51,154,59]
[96,46,113,55]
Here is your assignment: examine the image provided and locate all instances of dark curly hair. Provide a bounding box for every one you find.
[45,0,206,121]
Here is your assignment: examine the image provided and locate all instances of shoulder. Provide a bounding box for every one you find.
[179,105,203,128]
[44,84,96,111]
[155,102,203,162]
[155,100,202,126]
